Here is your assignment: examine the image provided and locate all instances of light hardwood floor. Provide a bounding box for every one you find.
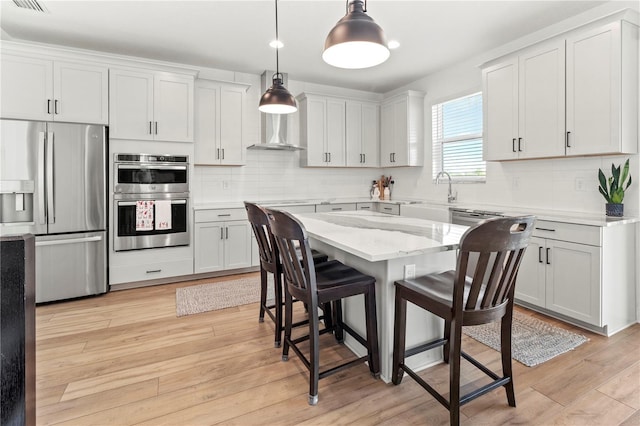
[36,272,640,425]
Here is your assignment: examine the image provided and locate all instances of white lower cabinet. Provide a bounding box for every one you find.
[515,220,635,335]
[315,203,356,213]
[194,209,252,273]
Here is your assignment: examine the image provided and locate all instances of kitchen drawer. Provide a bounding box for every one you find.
[315,203,357,213]
[110,258,193,284]
[377,204,400,215]
[195,208,247,223]
[270,204,316,214]
[356,202,376,211]
[533,220,601,246]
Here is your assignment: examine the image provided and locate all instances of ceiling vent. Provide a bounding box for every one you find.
[12,0,48,13]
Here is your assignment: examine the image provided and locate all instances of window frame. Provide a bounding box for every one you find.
[431,91,486,184]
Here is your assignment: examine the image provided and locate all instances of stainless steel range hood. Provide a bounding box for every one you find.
[247,71,304,151]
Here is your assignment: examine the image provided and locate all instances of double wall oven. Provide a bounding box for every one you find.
[113,154,190,251]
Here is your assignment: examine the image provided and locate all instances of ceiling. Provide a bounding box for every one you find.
[1,0,634,93]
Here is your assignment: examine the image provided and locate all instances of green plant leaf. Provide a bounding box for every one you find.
[598,169,609,198]
[625,175,632,190]
[620,159,630,186]
[611,188,624,203]
[599,186,612,203]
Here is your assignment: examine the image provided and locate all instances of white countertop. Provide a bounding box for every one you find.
[294,211,468,262]
[192,198,639,227]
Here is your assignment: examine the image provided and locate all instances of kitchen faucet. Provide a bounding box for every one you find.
[435,171,457,203]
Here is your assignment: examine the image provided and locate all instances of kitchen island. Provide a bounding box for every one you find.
[293,210,468,382]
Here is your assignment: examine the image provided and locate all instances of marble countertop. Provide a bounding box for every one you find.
[294,211,468,262]
[192,198,639,227]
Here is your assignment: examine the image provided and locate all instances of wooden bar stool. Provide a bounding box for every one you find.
[244,202,328,347]
[392,216,535,426]
[264,207,380,405]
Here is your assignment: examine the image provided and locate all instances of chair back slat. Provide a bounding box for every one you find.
[245,202,278,265]
[456,216,535,316]
[264,208,317,302]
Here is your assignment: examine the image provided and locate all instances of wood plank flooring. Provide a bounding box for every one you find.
[35,272,640,425]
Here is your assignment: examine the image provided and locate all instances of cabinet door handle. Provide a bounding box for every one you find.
[155,122,158,135]
[54,99,59,114]
[362,153,365,163]
[566,131,571,148]
[538,246,543,263]
[537,227,556,232]
[512,138,516,153]
[47,99,52,114]
[518,138,522,152]
[149,121,153,134]
[220,228,224,240]
[546,248,551,265]
[225,227,229,239]
[222,149,225,160]
[217,148,220,160]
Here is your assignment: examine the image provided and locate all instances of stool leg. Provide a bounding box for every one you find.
[501,313,516,407]
[259,268,267,323]
[282,289,293,362]
[333,299,344,343]
[322,302,334,331]
[392,290,407,385]
[443,319,451,364]
[448,320,463,426]
[273,271,283,348]
[308,299,320,405]
[364,288,380,378]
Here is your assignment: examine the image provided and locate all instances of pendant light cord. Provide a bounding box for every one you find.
[275,0,280,76]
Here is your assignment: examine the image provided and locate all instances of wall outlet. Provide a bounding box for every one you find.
[404,264,416,279]
[222,180,230,190]
[575,177,586,192]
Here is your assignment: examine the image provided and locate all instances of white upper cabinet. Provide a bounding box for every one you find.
[484,41,566,161]
[566,21,638,156]
[483,19,638,161]
[1,54,108,124]
[195,80,248,165]
[110,68,194,142]
[299,93,346,167]
[380,91,424,167]
[346,100,379,167]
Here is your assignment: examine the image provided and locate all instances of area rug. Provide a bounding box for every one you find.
[462,311,588,367]
[176,275,273,317]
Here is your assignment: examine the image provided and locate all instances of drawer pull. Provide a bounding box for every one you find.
[146,269,161,274]
[217,214,231,217]
[384,207,392,211]
[331,208,342,211]
[360,206,370,209]
[537,228,556,232]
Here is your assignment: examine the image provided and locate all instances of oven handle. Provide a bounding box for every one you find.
[117,200,187,206]
[116,165,187,170]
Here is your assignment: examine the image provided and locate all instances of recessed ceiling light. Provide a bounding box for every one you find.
[269,39,284,49]
[388,40,400,50]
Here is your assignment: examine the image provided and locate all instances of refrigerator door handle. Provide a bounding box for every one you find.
[46,131,55,224]
[38,131,47,224]
[36,235,103,247]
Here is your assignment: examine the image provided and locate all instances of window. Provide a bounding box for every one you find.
[432,92,485,182]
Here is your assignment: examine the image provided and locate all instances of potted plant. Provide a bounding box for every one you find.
[598,159,632,217]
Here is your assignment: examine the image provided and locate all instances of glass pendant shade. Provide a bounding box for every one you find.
[259,73,297,114]
[323,0,390,69]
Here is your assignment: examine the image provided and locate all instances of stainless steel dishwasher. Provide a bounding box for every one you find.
[450,208,504,226]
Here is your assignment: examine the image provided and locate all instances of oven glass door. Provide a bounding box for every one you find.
[114,196,189,251]
[115,165,188,193]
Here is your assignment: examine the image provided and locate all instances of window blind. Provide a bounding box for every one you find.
[432,92,485,182]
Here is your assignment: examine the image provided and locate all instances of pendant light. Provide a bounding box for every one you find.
[323,0,390,69]
[259,0,297,114]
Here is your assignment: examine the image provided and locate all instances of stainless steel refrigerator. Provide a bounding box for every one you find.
[0,119,107,303]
